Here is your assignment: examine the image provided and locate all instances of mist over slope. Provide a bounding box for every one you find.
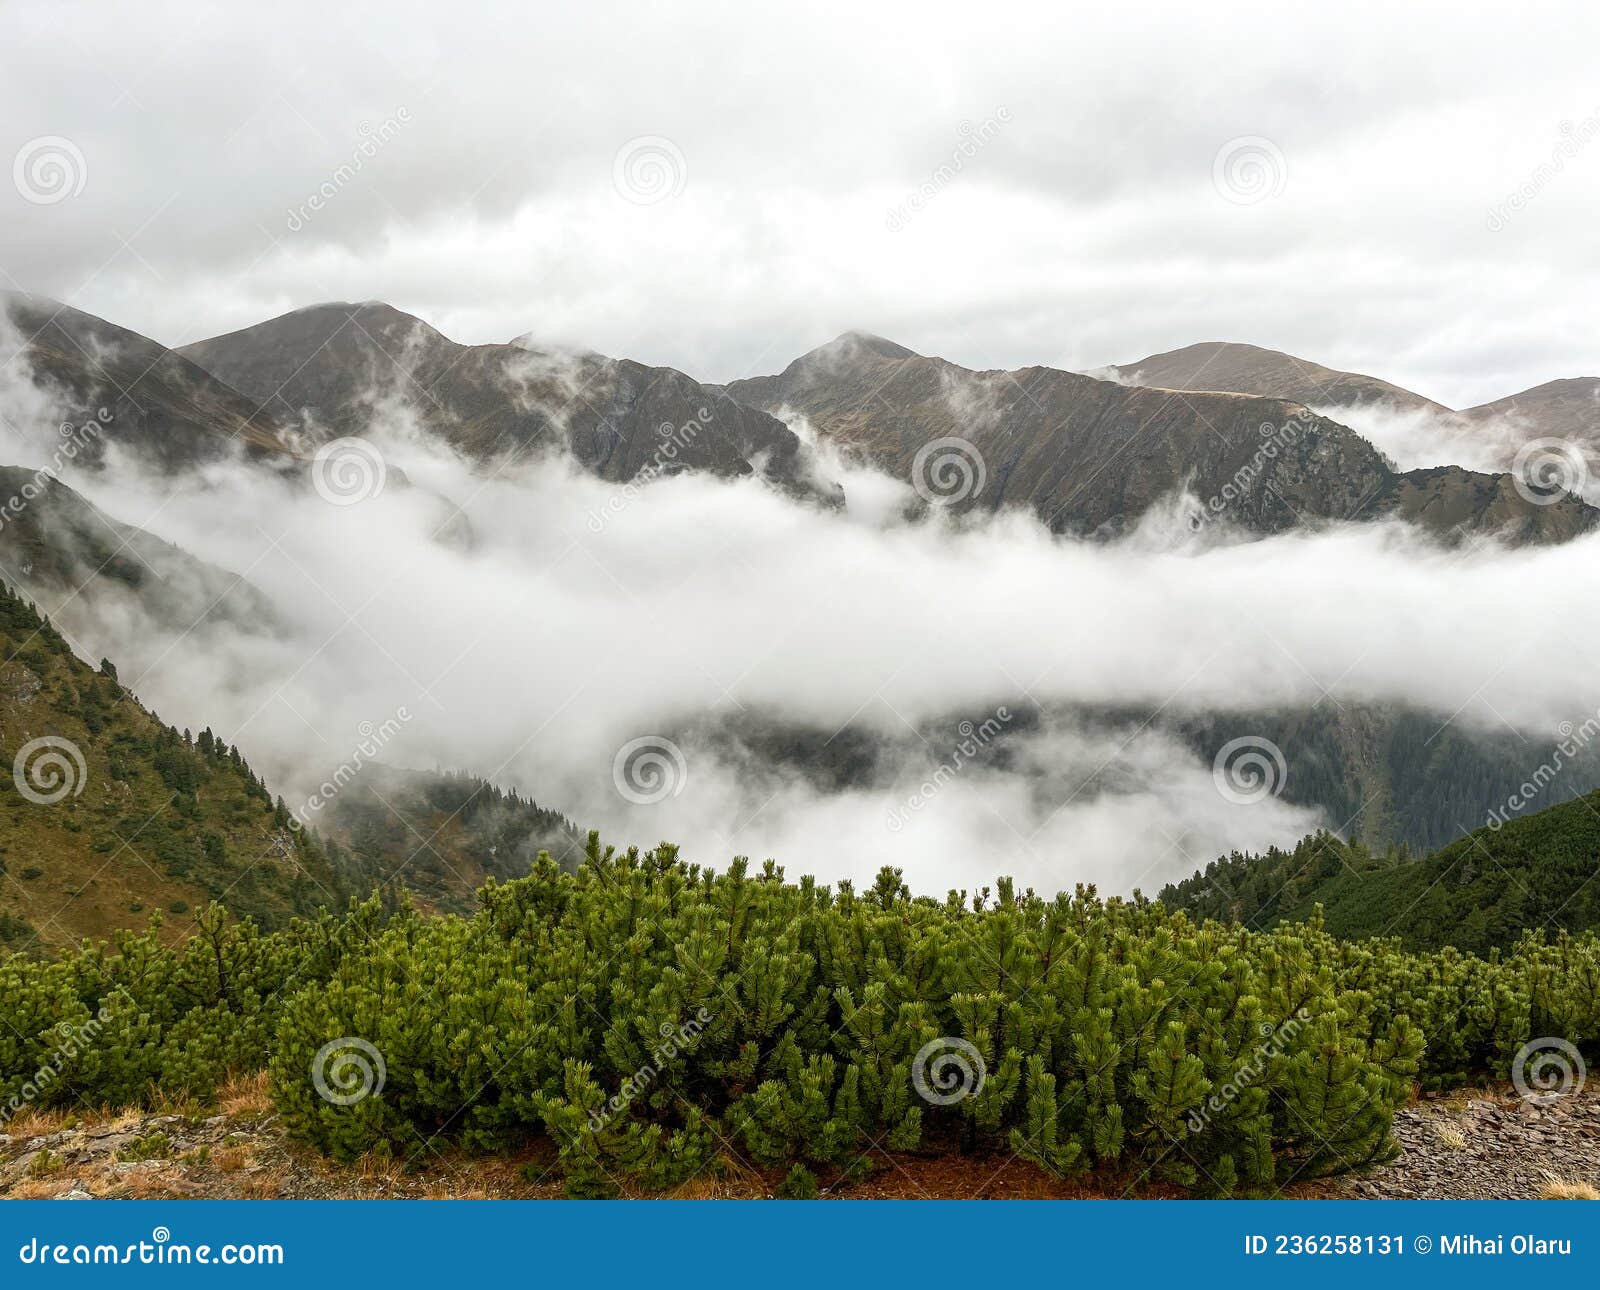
[3,300,1597,904]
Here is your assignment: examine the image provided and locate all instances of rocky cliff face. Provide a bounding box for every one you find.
[729,332,1596,542]
[181,303,840,504]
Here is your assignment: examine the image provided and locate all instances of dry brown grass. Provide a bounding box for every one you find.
[212,1144,254,1173]
[421,1186,492,1199]
[218,1071,273,1118]
[123,1170,194,1200]
[5,1106,73,1139]
[7,1177,72,1199]
[238,1166,289,1199]
[1433,1123,1468,1150]
[1540,1177,1600,1199]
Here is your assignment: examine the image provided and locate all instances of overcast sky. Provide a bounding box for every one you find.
[3,0,1598,404]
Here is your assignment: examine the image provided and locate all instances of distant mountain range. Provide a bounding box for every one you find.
[9,292,1593,541]
[728,332,1596,542]
[1107,339,1600,479]
[3,293,1597,948]
[177,302,840,504]
[3,294,293,468]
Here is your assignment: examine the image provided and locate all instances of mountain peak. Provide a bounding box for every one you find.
[810,331,919,363]
[1110,340,1446,413]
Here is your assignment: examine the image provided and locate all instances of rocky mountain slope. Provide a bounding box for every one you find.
[180,303,839,503]
[0,468,277,636]
[1,293,293,469]
[1104,340,1447,414]
[1112,339,1599,480]
[727,333,1595,542]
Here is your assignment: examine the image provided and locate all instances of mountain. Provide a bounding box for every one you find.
[1465,377,1600,435]
[1462,378,1600,475]
[1171,703,1600,854]
[1159,788,1600,953]
[0,581,363,953]
[180,303,839,503]
[0,467,277,636]
[309,764,581,914]
[1,293,293,469]
[1113,342,1600,484]
[1103,340,1447,415]
[727,332,1595,542]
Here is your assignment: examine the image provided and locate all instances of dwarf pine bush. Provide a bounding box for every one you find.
[4,834,1597,1196]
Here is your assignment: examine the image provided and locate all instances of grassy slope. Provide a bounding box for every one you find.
[0,582,359,953]
[1159,790,1600,952]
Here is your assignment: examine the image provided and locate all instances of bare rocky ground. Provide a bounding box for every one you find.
[1310,1087,1600,1200]
[2,1078,1595,1200]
